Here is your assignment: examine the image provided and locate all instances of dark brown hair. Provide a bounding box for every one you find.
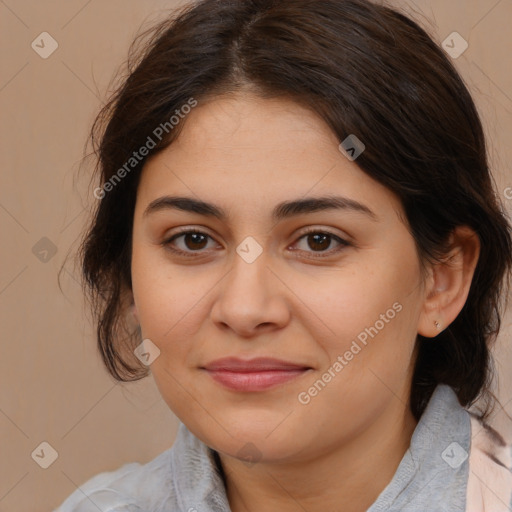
[76,0,512,421]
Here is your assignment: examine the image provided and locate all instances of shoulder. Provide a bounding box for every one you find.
[55,447,176,511]
[55,421,229,512]
[466,412,512,512]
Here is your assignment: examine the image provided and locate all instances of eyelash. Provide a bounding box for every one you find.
[161,227,351,259]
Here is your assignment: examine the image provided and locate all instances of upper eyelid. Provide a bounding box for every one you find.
[166,225,347,240]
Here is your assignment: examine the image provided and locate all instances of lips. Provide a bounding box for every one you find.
[201,357,312,392]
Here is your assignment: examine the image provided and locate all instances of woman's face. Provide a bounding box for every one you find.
[131,92,427,462]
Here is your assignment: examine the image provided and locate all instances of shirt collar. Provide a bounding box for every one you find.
[367,383,470,511]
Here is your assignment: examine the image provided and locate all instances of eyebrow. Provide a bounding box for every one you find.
[143,195,378,222]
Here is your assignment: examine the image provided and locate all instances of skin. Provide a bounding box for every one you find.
[130,92,480,512]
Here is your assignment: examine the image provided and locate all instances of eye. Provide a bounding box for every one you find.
[162,227,351,259]
[291,228,351,258]
[162,228,218,257]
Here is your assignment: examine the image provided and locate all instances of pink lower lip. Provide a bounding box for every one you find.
[205,369,309,391]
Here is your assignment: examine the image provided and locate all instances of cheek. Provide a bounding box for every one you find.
[131,248,184,365]
[131,257,200,411]
[299,254,420,384]
[292,283,418,434]
[130,247,219,400]
[131,242,200,337]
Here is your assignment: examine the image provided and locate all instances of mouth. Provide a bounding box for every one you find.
[201,357,313,392]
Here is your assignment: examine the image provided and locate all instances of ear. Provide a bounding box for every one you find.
[417,225,480,338]
[127,289,139,322]
[132,302,139,322]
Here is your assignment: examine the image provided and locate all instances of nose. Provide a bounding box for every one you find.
[210,246,291,338]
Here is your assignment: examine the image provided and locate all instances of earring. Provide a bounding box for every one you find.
[434,320,442,331]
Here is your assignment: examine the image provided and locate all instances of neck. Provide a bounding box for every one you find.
[218,399,418,512]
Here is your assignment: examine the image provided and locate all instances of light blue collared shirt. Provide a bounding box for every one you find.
[56,384,512,511]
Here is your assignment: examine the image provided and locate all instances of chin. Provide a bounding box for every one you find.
[189,411,309,463]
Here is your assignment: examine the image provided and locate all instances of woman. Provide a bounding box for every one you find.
[57,0,512,510]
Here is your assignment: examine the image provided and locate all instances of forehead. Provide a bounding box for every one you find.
[137,93,404,223]
[175,93,336,150]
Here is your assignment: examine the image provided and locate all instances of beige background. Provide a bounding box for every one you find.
[1,1,511,511]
